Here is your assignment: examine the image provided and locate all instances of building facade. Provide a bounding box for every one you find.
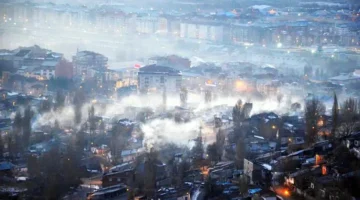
[138,64,182,93]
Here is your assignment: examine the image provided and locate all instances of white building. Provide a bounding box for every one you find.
[180,21,224,42]
[138,64,182,93]
[39,60,58,80]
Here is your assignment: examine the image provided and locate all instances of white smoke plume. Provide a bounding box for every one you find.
[32,91,305,148]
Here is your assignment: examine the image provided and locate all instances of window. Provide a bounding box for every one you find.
[117,178,120,182]
[109,178,112,182]
[160,76,164,83]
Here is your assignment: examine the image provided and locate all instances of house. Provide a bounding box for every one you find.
[308,175,345,200]
[38,60,59,80]
[285,167,322,194]
[155,187,191,200]
[0,161,15,176]
[345,132,360,149]
[102,169,134,187]
[121,147,144,163]
[137,64,182,93]
[329,72,360,85]
[13,49,31,68]
[243,158,262,184]
[87,184,127,200]
[209,161,235,181]
[147,55,191,71]
[72,50,108,77]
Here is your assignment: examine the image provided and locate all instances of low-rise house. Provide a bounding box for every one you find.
[244,158,262,185]
[329,72,360,85]
[87,184,127,200]
[138,64,182,93]
[155,187,191,200]
[209,161,235,181]
[0,161,15,177]
[345,132,360,149]
[308,175,345,200]
[121,147,144,163]
[102,169,134,187]
[285,167,322,195]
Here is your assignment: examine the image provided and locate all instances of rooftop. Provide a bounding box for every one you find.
[139,64,181,76]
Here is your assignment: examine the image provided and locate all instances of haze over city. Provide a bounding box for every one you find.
[0,0,360,200]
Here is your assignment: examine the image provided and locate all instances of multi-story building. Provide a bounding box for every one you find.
[136,16,159,34]
[72,50,108,78]
[138,64,182,93]
[180,20,225,42]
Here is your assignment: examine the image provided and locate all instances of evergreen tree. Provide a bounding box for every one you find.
[236,138,246,168]
[162,87,167,111]
[207,143,218,163]
[73,89,85,125]
[192,128,204,166]
[215,129,225,161]
[13,111,22,154]
[22,106,34,149]
[332,92,339,139]
[205,90,212,103]
[54,119,60,130]
[0,135,3,158]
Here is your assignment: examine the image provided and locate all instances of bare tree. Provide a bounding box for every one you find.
[192,128,204,166]
[0,135,3,158]
[337,98,359,137]
[180,87,188,107]
[39,98,52,114]
[232,100,252,128]
[205,90,212,103]
[236,138,246,169]
[305,98,325,146]
[216,129,225,161]
[54,90,65,111]
[232,99,243,128]
[144,148,158,198]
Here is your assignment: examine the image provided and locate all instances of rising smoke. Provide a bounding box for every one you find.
[31,91,305,147]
